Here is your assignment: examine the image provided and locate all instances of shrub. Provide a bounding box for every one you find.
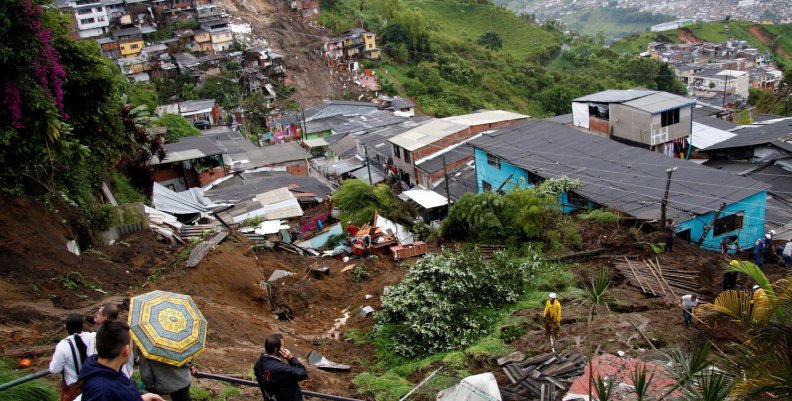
[579,209,622,224]
[155,113,201,142]
[374,247,527,357]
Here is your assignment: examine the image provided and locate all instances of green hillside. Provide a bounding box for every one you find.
[609,31,680,54]
[409,0,561,59]
[559,7,674,41]
[686,20,771,52]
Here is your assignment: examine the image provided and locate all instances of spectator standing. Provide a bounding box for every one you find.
[254,333,308,401]
[50,314,92,401]
[79,321,164,401]
[139,356,197,401]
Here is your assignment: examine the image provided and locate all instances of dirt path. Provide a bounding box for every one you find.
[677,28,704,44]
[749,25,792,60]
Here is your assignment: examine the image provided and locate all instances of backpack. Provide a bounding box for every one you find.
[61,336,84,401]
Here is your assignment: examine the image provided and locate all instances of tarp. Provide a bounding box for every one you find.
[152,182,225,215]
[374,213,413,245]
[230,198,303,223]
[572,102,589,129]
[436,373,501,401]
[254,220,290,235]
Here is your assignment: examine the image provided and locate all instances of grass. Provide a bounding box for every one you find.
[609,31,679,55]
[0,359,58,401]
[685,21,771,53]
[559,7,671,41]
[759,24,792,56]
[407,0,562,59]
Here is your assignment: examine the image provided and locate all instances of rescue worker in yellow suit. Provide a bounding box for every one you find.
[543,292,561,337]
[752,284,770,322]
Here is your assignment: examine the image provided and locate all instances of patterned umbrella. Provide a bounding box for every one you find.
[128,290,206,366]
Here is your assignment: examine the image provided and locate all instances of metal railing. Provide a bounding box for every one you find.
[0,370,365,401]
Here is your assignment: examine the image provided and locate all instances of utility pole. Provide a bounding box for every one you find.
[442,155,451,212]
[660,167,678,228]
[365,146,373,185]
[722,73,729,108]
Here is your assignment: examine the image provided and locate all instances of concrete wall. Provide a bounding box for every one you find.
[675,191,767,251]
[99,202,149,245]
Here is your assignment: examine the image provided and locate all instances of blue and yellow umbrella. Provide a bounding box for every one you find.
[128,290,206,367]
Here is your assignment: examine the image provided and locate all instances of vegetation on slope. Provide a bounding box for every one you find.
[559,7,674,41]
[320,0,684,117]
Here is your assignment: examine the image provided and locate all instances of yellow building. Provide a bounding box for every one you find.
[362,32,380,60]
[113,27,144,58]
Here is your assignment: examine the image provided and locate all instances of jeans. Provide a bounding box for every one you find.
[169,386,192,401]
[682,308,692,326]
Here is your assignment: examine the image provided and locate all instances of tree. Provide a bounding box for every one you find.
[155,113,201,142]
[331,179,414,225]
[477,31,503,50]
[126,83,158,111]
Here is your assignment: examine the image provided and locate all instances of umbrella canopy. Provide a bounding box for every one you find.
[128,290,207,366]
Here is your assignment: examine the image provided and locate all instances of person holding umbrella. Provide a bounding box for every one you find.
[139,356,197,401]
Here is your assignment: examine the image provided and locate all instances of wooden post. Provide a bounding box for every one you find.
[696,202,727,246]
[365,146,373,185]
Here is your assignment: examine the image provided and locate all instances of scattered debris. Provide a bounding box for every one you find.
[390,241,427,261]
[360,306,375,317]
[437,372,502,401]
[501,349,587,401]
[307,350,351,371]
[67,240,81,256]
[498,351,526,366]
[268,269,294,282]
[311,266,330,279]
[341,264,357,272]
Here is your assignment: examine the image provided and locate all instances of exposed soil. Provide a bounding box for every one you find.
[1,195,783,399]
[219,0,368,106]
[748,25,792,60]
[677,28,705,44]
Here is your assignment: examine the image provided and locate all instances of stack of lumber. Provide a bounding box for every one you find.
[613,257,698,302]
[478,244,508,260]
[501,350,586,401]
[180,224,222,241]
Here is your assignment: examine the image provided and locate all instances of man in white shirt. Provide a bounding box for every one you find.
[50,314,93,400]
[87,303,134,378]
[781,239,792,267]
[680,294,700,328]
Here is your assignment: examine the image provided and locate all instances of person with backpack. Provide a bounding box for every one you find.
[49,314,93,401]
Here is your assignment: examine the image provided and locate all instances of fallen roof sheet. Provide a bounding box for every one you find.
[374,213,413,244]
[254,220,290,235]
[471,120,770,222]
[401,189,448,209]
[690,122,737,150]
[564,354,678,401]
[152,182,225,215]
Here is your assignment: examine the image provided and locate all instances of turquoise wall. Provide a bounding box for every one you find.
[474,148,767,251]
[473,148,593,213]
[674,191,767,251]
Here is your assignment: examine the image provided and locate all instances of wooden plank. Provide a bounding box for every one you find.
[643,259,669,298]
[624,257,648,294]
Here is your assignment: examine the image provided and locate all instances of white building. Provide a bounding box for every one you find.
[71,0,109,38]
[650,19,694,32]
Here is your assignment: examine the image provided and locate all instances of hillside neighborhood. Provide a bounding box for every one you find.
[2,0,792,400]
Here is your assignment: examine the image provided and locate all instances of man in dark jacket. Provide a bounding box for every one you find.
[79,320,164,401]
[254,333,308,401]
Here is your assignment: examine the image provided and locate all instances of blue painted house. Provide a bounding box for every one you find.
[470,120,771,251]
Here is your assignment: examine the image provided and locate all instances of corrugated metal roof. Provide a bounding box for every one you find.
[179,99,216,114]
[302,138,330,148]
[574,89,657,103]
[471,120,770,222]
[702,120,792,151]
[152,183,225,215]
[257,142,311,165]
[622,92,695,114]
[690,122,736,150]
[204,173,332,203]
[402,189,448,209]
[152,136,225,164]
[441,110,529,126]
[692,114,737,131]
[332,158,364,174]
[351,165,385,184]
[415,145,473,174]
[389,119,469,151]
[545,113,574,125]
[303,100,380,121]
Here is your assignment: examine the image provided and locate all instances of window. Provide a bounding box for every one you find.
[661,108,681,127]
[130,43,139,49]
[566,192,588,208]
[403,150,411,163]
[77,8,92,14]
[482,181,492,191]
[486,152,500,169]
[713,212,744,236]
[80,18,95,24]
[393,144,401,159]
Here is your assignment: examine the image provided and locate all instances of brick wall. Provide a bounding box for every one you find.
[197,167,228,186]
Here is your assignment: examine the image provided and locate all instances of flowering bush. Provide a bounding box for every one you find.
[374,247,528,357]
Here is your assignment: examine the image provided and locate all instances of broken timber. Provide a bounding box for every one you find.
[500,349,586,401]
[613,257,698,302]
[549,247,606,262]
[185,231,229,268]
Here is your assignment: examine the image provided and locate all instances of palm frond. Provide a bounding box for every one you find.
[593,374,615,401]
[679,369,734,401]
[698,290,765,327]
[664,342,713,397]
[582,268,613,306]
[725,261,775,299]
